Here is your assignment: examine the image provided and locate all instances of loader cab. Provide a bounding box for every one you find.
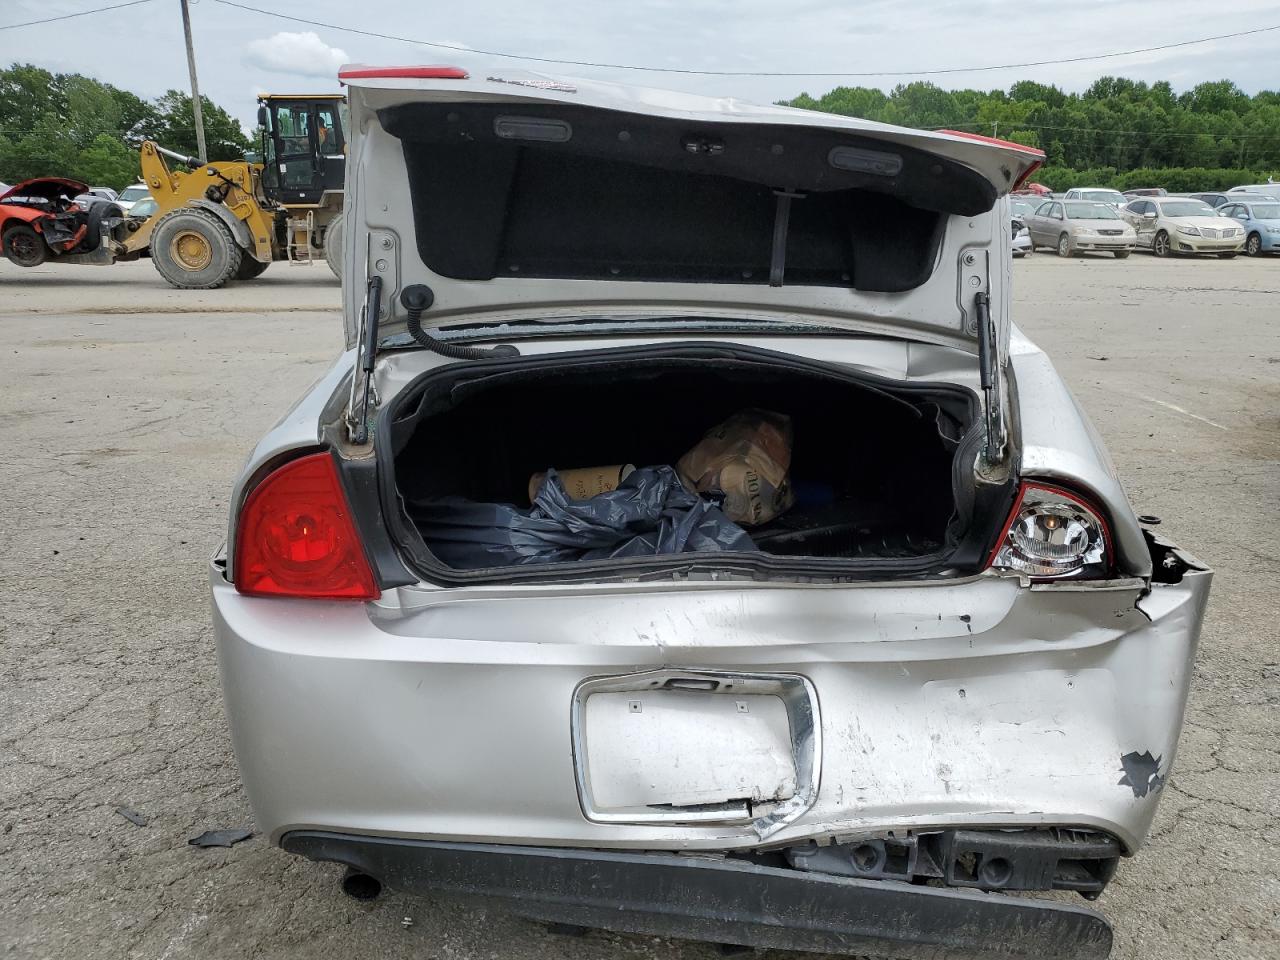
[258,95,347,206]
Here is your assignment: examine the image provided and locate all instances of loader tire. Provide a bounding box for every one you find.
[150,208,242,289]
[2,224,47,267]
[235,256,270,280]
[324,212,343,281]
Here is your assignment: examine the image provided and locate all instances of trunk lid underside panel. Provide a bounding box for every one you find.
[342,72,1036,350]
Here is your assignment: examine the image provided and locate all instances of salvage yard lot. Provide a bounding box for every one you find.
[1,255,1277,960]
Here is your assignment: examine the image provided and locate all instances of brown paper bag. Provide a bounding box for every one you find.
[528,464,636,503]
[677,409,794,526]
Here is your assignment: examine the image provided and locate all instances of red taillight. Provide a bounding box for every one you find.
[234,453,379,600]
[338,65,469,82]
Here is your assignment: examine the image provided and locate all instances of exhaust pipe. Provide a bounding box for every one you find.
[341,867,382,901]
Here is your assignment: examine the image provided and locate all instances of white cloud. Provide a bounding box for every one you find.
[244,32,349,80]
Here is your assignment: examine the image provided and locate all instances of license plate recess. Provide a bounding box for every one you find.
[571,670,820,835]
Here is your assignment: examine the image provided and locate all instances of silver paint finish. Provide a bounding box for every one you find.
[1009,326,1152,577]
[213,74,1208,874]
[214,558,1209,855]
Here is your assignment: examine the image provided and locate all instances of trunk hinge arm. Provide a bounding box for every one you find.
[347,275,382,445]
[974,290,1006,464]
[769,188,804,287]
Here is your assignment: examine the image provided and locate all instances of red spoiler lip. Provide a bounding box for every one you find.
[938,130,1046,190]
[339,65,469,83]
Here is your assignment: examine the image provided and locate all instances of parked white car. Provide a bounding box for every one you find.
[1063,187,1127,208]
[1227,182,1280,201]
[212,65,1210,960]
[1120,197,1245,257]
[114,183,150,213]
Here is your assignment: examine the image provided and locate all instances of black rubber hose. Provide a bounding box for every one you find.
[401,285,519,359]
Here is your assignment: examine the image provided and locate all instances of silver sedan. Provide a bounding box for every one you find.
[212,69,1210,960]
[1026,200,1137,257]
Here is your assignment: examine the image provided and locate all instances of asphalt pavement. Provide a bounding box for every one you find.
[1,254,1276,960]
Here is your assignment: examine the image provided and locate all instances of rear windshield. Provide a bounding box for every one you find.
[1077,190,1124,203]
[380,102,1003,294]
[1065,202,1120,219]
[1159,200,1213,217]
[118,186,149,202]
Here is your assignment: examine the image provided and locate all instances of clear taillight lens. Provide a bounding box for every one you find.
[988,482,1112,580]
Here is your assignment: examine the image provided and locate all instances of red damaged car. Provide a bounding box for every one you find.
[0,177,125,267]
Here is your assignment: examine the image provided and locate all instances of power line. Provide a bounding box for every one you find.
[210,0,1280,79]
[0,0,156,31]
[937,121,1280,139]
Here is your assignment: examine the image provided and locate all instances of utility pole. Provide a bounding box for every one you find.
[992,120,999,138]
[179,0,207,164]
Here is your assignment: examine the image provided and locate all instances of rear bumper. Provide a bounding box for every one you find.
[281,831,1114,960]
[212,544,1210,855]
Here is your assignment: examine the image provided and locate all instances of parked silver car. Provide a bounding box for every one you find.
[1025,199,1136,257]
[1012,216,1033,257]
[72,187,119,212]
[213,66,1210,960]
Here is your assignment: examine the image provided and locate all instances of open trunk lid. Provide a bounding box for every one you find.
[339,67,1042,356]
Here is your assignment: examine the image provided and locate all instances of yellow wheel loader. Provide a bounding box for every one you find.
[131,94,347,289]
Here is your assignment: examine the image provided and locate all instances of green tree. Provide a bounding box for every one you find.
[0,114,78,182]
[779,74,1280,187]
[150,90,251,161]
[0,64,67,137]
[77,134,139,189]
[0,63,251,188]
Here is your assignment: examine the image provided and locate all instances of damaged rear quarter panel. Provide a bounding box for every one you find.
[1008,326,1151,578]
